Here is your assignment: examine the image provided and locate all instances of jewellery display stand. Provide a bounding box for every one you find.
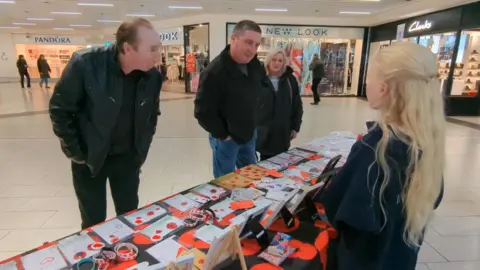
[203,225,247,270]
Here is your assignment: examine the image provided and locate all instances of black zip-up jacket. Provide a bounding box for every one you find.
[257,66,303,156]
[16,58,28,74]
[37,59,51,78]
[49,45,162,176]
[194,45,270,144]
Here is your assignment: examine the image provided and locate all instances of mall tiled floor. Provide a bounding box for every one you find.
[0,84,479,270]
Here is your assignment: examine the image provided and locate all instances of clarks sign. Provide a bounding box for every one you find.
[34,36,71,44]
[408,20,432,33]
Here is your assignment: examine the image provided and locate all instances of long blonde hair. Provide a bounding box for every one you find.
[264,48,287,76]
[369,43,445,246]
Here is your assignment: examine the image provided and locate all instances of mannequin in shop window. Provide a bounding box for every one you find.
[321,43,444,270]
[256,48,303,160]
[16,55,31,90]
[37,54,51,89]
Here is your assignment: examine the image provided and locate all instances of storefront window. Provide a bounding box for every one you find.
[184,24,209,93]
[226,24,364,96]
[451,30,480,96]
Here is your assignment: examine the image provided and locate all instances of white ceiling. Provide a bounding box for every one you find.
[0,0,477,33]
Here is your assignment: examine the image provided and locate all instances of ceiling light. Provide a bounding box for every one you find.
[254,8,288,12]
[0,26,20,29]
[126,13,155,17]
[339,11,371,14]
[12,22,36,25]
[70,24,92,27]
[51,12,82,15]
[0,1,15,3]
[77,2,113,6]
[27,18,53,21]
[53,27,74,30]
[168,6,202,9]
[97,19,122,23]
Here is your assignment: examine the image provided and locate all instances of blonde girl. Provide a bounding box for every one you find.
[322,42,445,270]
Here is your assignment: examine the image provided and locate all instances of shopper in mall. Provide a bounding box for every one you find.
[37,54,51,89]
[16,54,31,90]
[49,18,162,229]
[321,43,444,270]
[257,48,303,161]
[194,20,269,178]
[309,53,324,105]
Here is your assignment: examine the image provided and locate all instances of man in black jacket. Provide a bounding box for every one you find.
[309,53,325,105]
[194,20,267,178]
[16,55,31,89]
[49,18,162,229]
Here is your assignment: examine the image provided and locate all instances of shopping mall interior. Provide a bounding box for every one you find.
[0,0,479,269]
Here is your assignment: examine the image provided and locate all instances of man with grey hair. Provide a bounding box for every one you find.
[194,20,272,178]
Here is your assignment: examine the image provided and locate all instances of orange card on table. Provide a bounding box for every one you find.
[307,154,323,160]
[267,170,283,178]
[230,200,255,210]
[210,173,253,190]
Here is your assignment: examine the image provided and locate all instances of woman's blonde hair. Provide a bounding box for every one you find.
[369,42,445,247]
[264,48,287,75]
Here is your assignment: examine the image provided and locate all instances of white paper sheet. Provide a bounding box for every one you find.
[91,218,134,245]
[124,204,167,226]
[21,246,68,270]
[57,233,98,265]
[146,236,186,265]
[195,225,225,244]
[164,194,200,212]
[141,215,184,242]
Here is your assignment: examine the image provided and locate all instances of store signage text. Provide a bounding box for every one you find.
[34,36,71,44]
[265,27,328,37]
[159,32,179,41]
[408,20,432,33]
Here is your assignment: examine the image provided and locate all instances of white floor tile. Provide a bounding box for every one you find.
[0,211,56,230]
[416,264,430,270]
[0,228,77,252]
[0,198,29,211]
[418,242,447,263]
[427,261,480,270]
[426,235,480,261]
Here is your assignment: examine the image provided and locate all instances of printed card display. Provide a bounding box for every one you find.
[164,194,200,212]
[141,215,184,242]
[236,165,269,180]
[255,177,302,192]
[0,261,17,270]
[21,246,68,270]
[179,248,206,270]
[91,218,134,245]
[256,160,285,171]
[210,173,253,190]
[266,156,290,167]
[57,233,99,265]
[231,187,265,201]
[184,192,210,204]
[146,236,187,265]
[210,198,236,220]
[283,168,312,182]
[286,148,315,158]
[258,246,296,266]
[203,229,232,270]
[126,262,149,270]
[191,183,227,201]
[286,189,309,214]
[276,153,304,164]
[124,204,167,226]
[265,188,298,202]
[195,225,225,244]
[297,164,322,178]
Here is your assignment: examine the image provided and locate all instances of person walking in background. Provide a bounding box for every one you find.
[49,18,162,229]
[309,53,324,105]
[194,20,269,178]
[37,54,51,89]
[16,55,31,90]
[322,43,444,270]
[257,48,303,161]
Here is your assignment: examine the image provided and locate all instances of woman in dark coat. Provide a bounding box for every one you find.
[257,48,304,160]
[37,54,51,88]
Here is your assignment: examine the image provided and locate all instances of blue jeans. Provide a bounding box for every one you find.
[208,131,257,178]
[40,77,49,87]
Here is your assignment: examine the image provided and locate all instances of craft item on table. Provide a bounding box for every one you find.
[210,198,236,220]
[91,218,134,245]
[191,183,227,201]
[276,153,305,164]
[204,225,247,270]
[238,197,273,221]
[327,131,357,140]
[258,246,296,266]
[235,165,269,180]
[184,192,210,204]
[124,204,167,226]
[76,258,95,270]
[256,160,286,171]
[195,225,226,244]
[230,187,265,201]
[282,167,312,182]
[141,215,184,242]
[164,194,201,212]
[114,243,139,262]
[267,233,292,256]
[265,188,298,202]
[0,260,17,270]
[178,248,206,270]
[296,164,322,178]
[154,253,194,270]
[182,208,215,228]
[226,215,248,236]
[146,236,187,266]
[91,246,117,270]
[254,177,300,192]
[210,173,253,190]
[126,262,149,270]
[230,200,255,210]
[21,245,68,270]
[286,148,315,158]
[260,198,292,229]
[303,157,331,171]
[266,156,290,167]
[57,232,100,265]
[286,189,307,214]
[298,139,327,153]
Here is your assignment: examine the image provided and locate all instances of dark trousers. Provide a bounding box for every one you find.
[72,153,140,229]
[259,154,275,161]
[312,78,321,104]
[20,72,31,88]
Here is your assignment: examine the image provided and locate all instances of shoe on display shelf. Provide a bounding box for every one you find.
[465,86,471,91]
[472,50,478,55]
[466,79,472,84]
